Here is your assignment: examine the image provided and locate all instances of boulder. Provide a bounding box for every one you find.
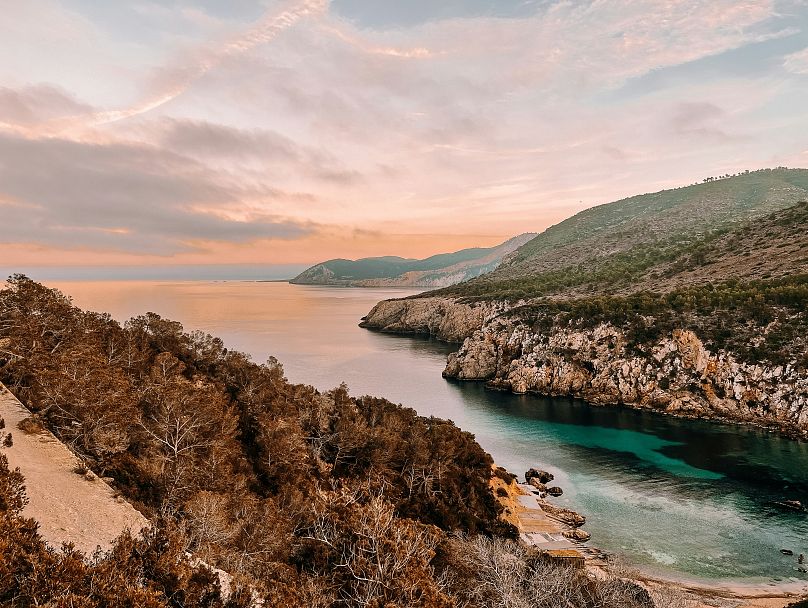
[528,478,547,492]
[540,502,586,527]
[547,486,563,497]
[525,468,554,484]
[562,528,591,542]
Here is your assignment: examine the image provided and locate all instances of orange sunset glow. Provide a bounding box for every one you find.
[2,0,808,277]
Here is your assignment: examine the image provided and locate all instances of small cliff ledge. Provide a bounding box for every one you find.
[443,318,808,437]
[359,296,500,343]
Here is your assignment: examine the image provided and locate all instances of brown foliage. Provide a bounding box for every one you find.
[0,453,239,608]
[0,276,593,606]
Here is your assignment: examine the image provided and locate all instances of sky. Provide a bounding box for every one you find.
[1,0,808,275]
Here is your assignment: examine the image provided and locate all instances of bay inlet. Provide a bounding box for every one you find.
[52,280,808,584]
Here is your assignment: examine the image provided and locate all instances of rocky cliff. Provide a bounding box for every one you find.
[359,296,497,342]
[360,193,808,437]
[442,317,808,437]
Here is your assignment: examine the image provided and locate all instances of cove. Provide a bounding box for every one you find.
[50,280,808,584]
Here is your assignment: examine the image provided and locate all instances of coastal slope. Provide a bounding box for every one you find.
[0,383,147,553]
[361,170,808,436]
[291,233,536,288]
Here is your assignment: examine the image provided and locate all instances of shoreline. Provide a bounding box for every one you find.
[475,377,808,442]
[493,467,807,606]
[637,571,807,598]
[359,297,808,442]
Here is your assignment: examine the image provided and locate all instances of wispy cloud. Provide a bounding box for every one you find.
[670,102,734,142]
[319,24,434,58]
[0,0,806,266]
[783,46,808,74]
[91,0,328,126]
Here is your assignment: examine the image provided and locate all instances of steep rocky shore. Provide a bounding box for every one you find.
[359,296,498,342]
[443,315,808,438]
[361,296,808,437]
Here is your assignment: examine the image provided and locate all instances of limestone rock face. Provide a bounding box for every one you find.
[444,316,808,437]
[360,297,500,343]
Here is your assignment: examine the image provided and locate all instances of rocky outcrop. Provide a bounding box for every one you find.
[525,468,554,484]
[360,297,500,343]
[443,319,808,437]
[538,500,587,527]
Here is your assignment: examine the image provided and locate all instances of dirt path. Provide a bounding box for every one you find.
[0,383,147,555]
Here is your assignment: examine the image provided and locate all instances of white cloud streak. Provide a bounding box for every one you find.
[783,46,808,74]
[91,0,329,126]
[318,24,434,58]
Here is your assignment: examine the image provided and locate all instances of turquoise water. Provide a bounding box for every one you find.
[52,280,808,585]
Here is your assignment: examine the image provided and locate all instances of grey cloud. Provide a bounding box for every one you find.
[670,102,733,141]
[159,118,362,184]
[0,133,313,254]
[162,118,310,161]
[0,84,94,126]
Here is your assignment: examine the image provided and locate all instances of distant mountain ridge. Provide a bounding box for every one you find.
[290,233,536,287]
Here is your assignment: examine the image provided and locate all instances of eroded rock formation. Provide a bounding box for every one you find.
[443,317,808,437]
[360,297,499,343]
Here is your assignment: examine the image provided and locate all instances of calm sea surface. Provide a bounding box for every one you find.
[50,280,808,585]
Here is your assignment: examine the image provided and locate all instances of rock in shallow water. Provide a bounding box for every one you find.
[562,528,591,542]
[525,468,554,484]
[528,478,547,492]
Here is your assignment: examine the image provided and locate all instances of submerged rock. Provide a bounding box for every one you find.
[773,500,806,512]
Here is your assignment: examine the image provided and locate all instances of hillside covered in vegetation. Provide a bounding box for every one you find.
[436,168,808,301]
[0,276,666,607]
[362,170,808,436]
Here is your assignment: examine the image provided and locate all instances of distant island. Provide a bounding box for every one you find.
[290,233,536,287]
